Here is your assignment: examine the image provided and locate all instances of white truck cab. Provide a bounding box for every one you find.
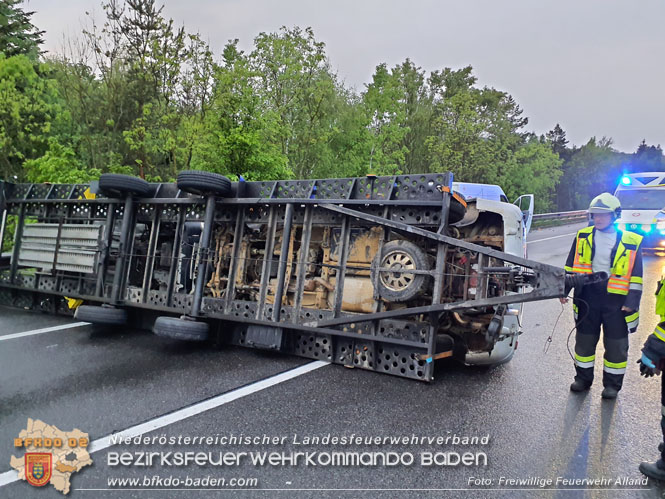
[453,182,534,365]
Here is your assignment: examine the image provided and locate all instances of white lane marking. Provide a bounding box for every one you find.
[0,360,329,487]
[527,231,577,245]
[0,322,90,342]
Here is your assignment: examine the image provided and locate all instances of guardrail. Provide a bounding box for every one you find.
[532,210,587,221]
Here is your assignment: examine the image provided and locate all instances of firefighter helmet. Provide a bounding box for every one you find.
[588,192,621,218]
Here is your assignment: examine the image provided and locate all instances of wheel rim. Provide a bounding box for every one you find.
[379,250,417,291]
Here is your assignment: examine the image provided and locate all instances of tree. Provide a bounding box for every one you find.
[362,63,409,174]
[546,123,569,158]
[629,140,665,172]
[0,0,44,58]
[426,66,527,183]
[249,26,356,179]
[563,137,620,209]
[192,40,289,180]
[0,54,59,180]
[499,139,562,212]
[360,59,434,175]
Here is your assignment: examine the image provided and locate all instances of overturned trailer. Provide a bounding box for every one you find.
[0,171,602,381]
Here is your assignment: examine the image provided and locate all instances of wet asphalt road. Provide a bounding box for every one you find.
[2,221,665,498]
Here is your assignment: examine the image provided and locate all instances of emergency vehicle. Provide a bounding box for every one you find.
[614,172,665,248]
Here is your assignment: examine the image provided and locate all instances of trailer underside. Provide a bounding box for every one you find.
[0,172,589,381]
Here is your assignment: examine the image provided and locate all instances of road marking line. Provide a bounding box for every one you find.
[527,231,578,245]
[0,360,329,488]
[0,322,90,342]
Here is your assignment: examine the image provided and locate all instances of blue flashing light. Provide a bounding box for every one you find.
[642,225,653,234]
[660,230,665,235]
[620,176,632,185]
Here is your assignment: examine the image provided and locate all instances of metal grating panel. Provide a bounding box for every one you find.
[18,223,103,274]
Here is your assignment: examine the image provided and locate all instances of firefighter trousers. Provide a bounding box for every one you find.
[573,284,629,390]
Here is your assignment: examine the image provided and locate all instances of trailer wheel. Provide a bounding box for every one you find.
[99,174,151,198]
[153,316,209,341]
[372,240,430,302]
[74,305,127,325]
[177,170,232,197]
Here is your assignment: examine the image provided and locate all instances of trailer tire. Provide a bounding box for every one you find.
[74,305,127,325]
[177,171,232,197]
[153,316,209,341]
[372,240,430,302]
[99,174,151,198]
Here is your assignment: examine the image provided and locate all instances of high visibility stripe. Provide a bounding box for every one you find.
[654,326,665,343]
[572,267,593,274]
[564,266,574,272]
[630,276,644,284]
[575,353,594,368]
[629,282,643,291]
[604,366,626,375]
[604,359,627,369]
[625,311,639,322]
[625,310,639,331]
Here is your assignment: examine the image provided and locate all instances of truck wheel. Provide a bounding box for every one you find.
[99,174,151,198]
[372,240,430,302]
[177,170,232,197]
[74,305,127,325]
[153,316,209,341]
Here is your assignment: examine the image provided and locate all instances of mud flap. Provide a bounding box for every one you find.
[246,325,284,350]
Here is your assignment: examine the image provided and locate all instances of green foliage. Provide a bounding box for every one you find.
[0,0,44,58]
[499,140,563,212]
[558,137,622,210]
[0,54,59,180]
[24,140,100,183]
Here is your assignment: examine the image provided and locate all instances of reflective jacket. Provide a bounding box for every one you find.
[565,227,643,330]
[641,278,665,362]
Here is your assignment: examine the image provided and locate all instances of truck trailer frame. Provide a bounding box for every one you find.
[0,171,598,381]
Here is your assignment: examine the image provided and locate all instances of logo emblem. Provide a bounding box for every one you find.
[25,453,52,487]
[632,213,641,217]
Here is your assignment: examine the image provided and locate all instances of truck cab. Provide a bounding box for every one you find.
[452,182,534,365]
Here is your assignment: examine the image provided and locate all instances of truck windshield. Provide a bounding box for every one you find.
[616,189,665,210]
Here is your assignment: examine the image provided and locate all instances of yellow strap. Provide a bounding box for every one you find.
[65,297,83,309]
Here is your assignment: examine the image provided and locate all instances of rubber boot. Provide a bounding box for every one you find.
[639,460,665,481]
[601,387,618,399]
[570,380,590,392]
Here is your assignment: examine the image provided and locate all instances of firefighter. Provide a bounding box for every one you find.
[562,192,643,399]
[638,277,665,480]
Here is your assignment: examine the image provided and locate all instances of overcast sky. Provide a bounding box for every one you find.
[25,0,665,153]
